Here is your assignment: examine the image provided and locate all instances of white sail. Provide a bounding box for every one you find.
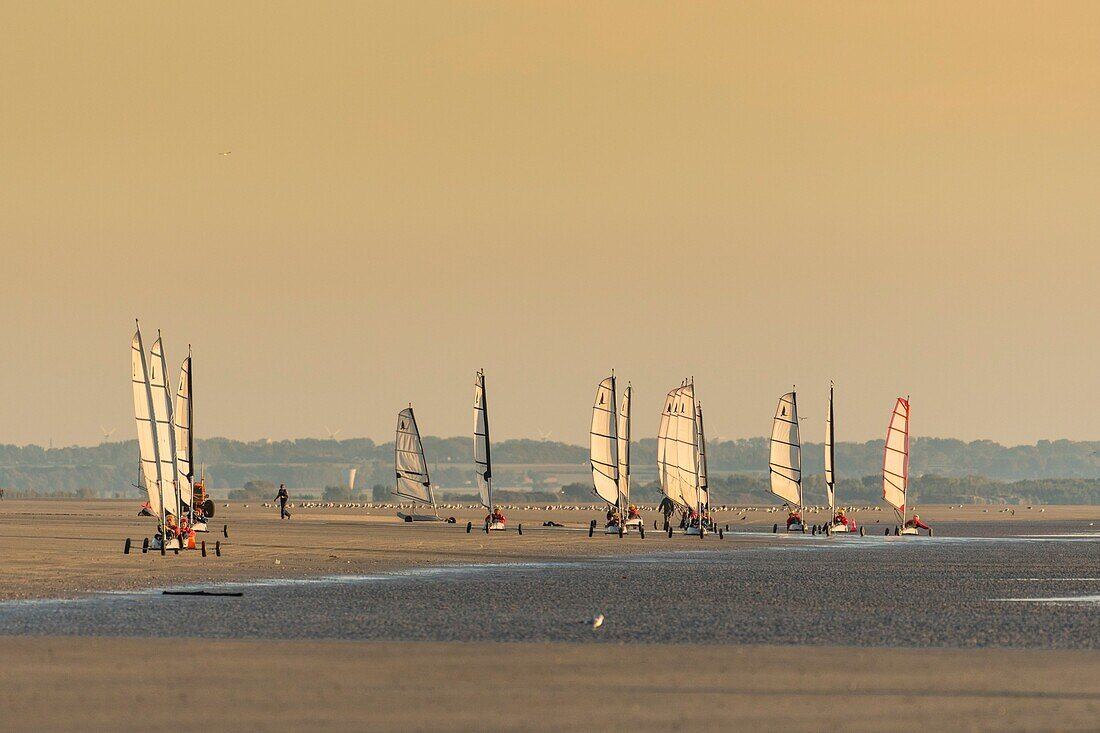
[473,370,492,510]
[656,390,674,498]
[680,387,698,508]
[589,376,620,505]
[149,334,180,518]
[616,384,631,505]
[695,402,709,510]
[825,383,835,512]
[348,468,358,491]
[882,397,910,514]
[657,382,699,509]
[769,391,802,508]
[173,352,193,508]
[395,406,433,505]
[131,327,163,517]
[673,384,700,509]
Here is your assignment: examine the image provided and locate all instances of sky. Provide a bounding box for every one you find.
[2,1,1099,448]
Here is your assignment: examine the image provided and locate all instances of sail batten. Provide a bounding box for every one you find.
[395,406,433,506]
[590,376,620,505]
[769,391,803,508]
[473,370,492,510]
[882,397,910,514]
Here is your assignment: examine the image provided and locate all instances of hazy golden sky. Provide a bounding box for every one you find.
[2,1,1099,447]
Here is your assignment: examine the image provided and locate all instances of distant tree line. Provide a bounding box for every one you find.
[3,436,1100,501]
[560,474,1100,507]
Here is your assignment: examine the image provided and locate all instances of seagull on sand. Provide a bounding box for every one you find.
[591,614,604,630]
[219,151,232,157]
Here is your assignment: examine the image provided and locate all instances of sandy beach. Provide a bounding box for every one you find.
[3,499,1098,600]
[2,638,1098,732]
[2,499,1099,731]
[0,498,778,599]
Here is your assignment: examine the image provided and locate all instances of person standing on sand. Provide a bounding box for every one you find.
[658,496,675,528]
[275,484,290,519]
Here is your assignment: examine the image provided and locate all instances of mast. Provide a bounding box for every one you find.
[768,389,803,511]
[617,383,631,509]
[882,396,911,524]
[131,323,163,524]
[395,405,435,509]
[825,382,835,516]
[589,374,620,511]
[473,369,492,512]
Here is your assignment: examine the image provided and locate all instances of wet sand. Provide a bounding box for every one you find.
[0,499,765,600]
[2,637,1098,732]
[4,527,1098,648]
[1,499,1098,600]
[2,499,1099,732]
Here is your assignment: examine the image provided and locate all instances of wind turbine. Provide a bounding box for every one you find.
[100,426,117,443]
[538,429,552,441]
[325,426,342,440]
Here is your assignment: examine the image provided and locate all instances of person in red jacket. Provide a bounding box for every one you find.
[485,506,506,526]
[832,507,855,530]
[785,506,802,529]
[905,513,931,531]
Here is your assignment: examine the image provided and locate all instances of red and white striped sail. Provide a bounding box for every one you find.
[882,397,910,513]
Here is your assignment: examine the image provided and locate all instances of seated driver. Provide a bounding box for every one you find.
[785,505,802,529]
[163,511,180,539]
[627,504,641,520]
[606,508,622,527]
[904,513,930,531]
[485,506,506,525]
